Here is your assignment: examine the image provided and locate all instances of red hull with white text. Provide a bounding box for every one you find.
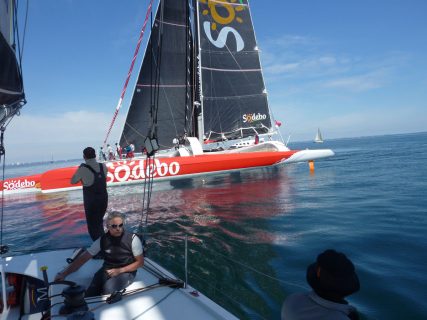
[0,148,334,195]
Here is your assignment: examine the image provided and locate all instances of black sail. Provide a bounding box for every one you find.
[197,0,272,142]
[0,0,24,107]
[120,0,189,152]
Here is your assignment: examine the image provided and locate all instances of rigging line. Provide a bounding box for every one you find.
[207,124,269,136]
[129,288,177,320]
[144,154,157,228]
[150,4,163,141]
[146,158,155,223]
[124,121,147,139]
[103,0,154,146]
[139,1,164,239]
[139,157,149,228]
[184,0,190,134]
[48,284,168,318]
[156,18,187,28]
[144,259,174,280]
[16,0,29,72]
[140,155,156,231]
[0,131,5,253]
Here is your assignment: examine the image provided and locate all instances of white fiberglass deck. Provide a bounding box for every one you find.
[1,249,237,319]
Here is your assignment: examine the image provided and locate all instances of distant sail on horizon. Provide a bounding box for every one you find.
[314,128,324,143]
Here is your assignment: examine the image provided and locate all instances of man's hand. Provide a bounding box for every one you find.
[106,268,122,277]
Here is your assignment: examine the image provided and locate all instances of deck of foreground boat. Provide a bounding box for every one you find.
[1,249,237,319]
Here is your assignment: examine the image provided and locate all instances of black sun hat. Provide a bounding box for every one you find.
[306,249,360,297]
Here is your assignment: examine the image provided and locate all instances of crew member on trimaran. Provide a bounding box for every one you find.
[55,212,144,296]
[71,147,108,241]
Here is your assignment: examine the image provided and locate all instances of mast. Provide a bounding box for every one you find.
[195,0,204,142]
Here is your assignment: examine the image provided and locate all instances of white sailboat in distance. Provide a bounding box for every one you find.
[314,128,324,143]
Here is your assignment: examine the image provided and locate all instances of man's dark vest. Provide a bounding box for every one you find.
[81,163,107,197]
[100,231,136,269]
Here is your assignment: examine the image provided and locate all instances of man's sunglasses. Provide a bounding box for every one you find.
[108,223,124,229]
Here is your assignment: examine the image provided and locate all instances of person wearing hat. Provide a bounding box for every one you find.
[71,147,109,242]
[281,249,360,320]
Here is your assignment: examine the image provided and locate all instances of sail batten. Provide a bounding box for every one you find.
[201,67,261,72]
[204,95,266,100]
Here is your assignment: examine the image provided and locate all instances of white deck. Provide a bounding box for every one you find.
[1,249,237,319]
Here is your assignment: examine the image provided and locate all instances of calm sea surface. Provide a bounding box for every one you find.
[1,132,426,319]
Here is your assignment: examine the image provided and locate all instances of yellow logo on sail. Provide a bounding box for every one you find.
[199,0,245,30]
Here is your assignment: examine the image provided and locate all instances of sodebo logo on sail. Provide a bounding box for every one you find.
[243,113,267,123]
[3,179,36,190]
[201,0,246,52]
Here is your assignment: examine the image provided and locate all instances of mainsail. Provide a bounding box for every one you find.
[120,0,276,151]
[120,0,191,152]
[0,0,25,126]
[197,0,272,142]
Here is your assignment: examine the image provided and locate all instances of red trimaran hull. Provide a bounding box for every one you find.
[1,150,299,194]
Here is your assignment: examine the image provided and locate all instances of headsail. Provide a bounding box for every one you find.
[0,0,26,126]
[197,0,272,142]
[120,0,191,152]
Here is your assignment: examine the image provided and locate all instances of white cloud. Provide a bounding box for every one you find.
[4,111,125,163]
[260,34,408,95]
[321,69,387,92]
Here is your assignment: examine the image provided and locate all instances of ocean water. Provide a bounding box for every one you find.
[1,132,426,319]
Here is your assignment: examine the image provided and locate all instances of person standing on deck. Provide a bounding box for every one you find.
[115,142,122,159]
[98,146,107,161]
[71,147,108,241]
[107,144,115,160]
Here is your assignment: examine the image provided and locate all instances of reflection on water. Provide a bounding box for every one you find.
[3,133,427,319]
[2,166,296,318]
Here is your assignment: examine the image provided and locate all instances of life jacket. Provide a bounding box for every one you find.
[100,231,136,269]
[81,163,107,197]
